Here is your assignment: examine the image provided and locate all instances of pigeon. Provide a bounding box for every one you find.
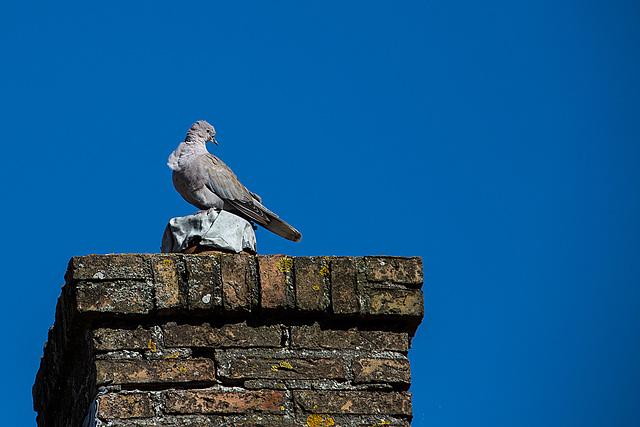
[168,120,302,242]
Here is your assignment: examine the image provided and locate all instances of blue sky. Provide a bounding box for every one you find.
[1,1,639,425]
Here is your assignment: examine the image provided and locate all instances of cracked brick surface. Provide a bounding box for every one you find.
[34,253,424,426]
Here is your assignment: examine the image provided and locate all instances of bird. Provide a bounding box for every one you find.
[168,120,302,242]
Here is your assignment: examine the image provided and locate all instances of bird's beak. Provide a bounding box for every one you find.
[212,137,218,146]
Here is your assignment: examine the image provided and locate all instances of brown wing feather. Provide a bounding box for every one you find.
[199,153,302,242]
[200,153,270,225]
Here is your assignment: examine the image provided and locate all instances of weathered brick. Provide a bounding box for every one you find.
[352,357,411,385]
[147,254,185,310]
[294,257,330,312]
[362,288,424,317]
[92,327,152,351]
[53,288,74,339]
[163,322,282,348]
[76,281,154,314]
[185,255,222,310]
[304,414,337,426]
[364,256,423,285]
[290,323,408,353]
[221,254,252,312]
[165,388,285,414]
[224,415,296,427]
[95,415,297,426]
[66,254,150,282]
[355,418,410,427]
[257,255,293,310]
[216,350,346,381]
[95,358,216,385]
[330,257,359,314]
[293,390,412,416]
[355,418,411,427]
[307,415,409,427]
[97,392,154,419]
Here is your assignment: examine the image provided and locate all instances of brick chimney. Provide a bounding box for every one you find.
[33,254,424,426]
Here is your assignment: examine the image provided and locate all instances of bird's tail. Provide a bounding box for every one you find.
[264,215,302,242]
[231,198,302,242]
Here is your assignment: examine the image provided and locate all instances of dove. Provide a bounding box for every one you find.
[168,120,302,242]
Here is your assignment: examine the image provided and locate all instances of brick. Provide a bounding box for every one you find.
[66,254,150,282]
[147,254,185,310]
[54,289,74,339]
[95,358,216,385]
[163,322,282,348]
[97,392,154,419]
[290,324,408,353]
[312,415,409,427]
[294,257,330,312]
[221,254,252,312]
[362,288,424,317]
[352,357,411,385]
[364,256,423,285]
[225,415,296,427]
[293,390,412,416]
[35,253,424,426]
[185,255,222,310]
[221,415,296,426]
[330,257,359,314]
[216,350,346,381]
[100,415,297,426]
[92,327,152,351]
[165,388,285,414]
[76,281,154,314]
[304,414,336,426]
[355,419,410,427]
[257,255,293,310]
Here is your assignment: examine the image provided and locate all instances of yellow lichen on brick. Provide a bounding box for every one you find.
[271,365,279,372]
[164,352,179,360]
[307,413,335,427]
[278,361,294,370]
[162,259,172,267]
[148,339,157,353]
[312,285,320,291]
[276,256,293,273]
[319,265,330,276]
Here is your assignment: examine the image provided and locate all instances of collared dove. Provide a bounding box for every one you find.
[168,120,302,242]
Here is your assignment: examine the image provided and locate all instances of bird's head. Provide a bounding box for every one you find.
[185,120,218,145]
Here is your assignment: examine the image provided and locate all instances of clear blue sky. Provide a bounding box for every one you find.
[1,1,639,425]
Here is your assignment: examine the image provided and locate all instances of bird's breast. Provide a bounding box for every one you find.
[172,167,223,211]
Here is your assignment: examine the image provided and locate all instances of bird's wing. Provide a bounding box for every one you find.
[200,153,270,225]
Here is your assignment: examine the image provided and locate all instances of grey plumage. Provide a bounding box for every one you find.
[168,120,302,242]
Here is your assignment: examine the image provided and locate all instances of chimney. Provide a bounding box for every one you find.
[33,253,424,426]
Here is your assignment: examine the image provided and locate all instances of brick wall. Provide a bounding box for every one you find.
[33,254,424,426]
